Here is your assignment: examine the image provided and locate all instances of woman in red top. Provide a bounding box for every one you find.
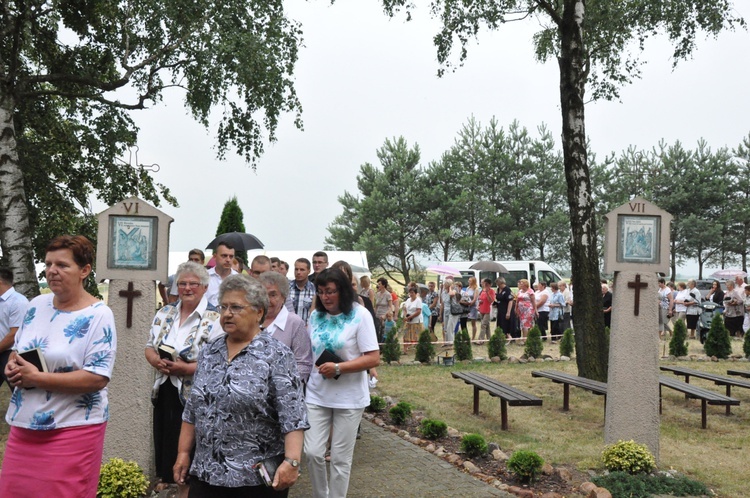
[477,278,496,343]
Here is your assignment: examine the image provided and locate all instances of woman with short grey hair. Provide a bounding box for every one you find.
[176,261,210,286]
[259,271,313,382]
[175,274,308,496]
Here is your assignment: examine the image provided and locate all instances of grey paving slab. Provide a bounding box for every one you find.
[290,419,512,498]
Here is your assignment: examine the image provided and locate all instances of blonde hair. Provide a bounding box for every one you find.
[468,276,478,289]
[518,279,529,289]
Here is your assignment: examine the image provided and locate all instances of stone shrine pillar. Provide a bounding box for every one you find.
[96,197,173,475]
[603,197,672,460]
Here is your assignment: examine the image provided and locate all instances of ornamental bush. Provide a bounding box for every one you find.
[460,433,488,458]
[389,401,412,425]
[367,394,386,413]
[592,471,709,497]
[703,314,732,359]
[602,440,656,474]
[414,328,436,364]
[669,318,689,357]
[382,323,402,363]
[524,326,544,358]
[507,450,544,483]
[98,458,149,498]
[744,331,750,359]
[559,328,574,357]
[487,327,507,360]
[419,418,448,440]
[455,328,473,360]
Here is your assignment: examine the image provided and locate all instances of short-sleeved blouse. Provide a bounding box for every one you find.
[7,294,117,430]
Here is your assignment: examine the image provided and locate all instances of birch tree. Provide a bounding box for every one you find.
[381,0,744,381]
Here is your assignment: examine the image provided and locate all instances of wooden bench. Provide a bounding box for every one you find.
[727,369,750,379]
[658,375,739,429]
[661,365,750,414]
[451,371,542,430]
[531,370,607,411]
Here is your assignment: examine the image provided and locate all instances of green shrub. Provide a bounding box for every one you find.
[602,440,656,474]
[419,418,448,440]
[455,328,473,360]
[744,330,750,359]
[487,327,507,360]
[704,313,732,359]
[507,450,544,483]
[98,458,149,498]
[414,328,436,363]
[559,328,574,357]
[592,471,709,498]
[389,401,412,425]
[368,394,386,413]
[524,325,544,358]
[460,433,488,458]
[669,318,689,357]
[382,323,402,363]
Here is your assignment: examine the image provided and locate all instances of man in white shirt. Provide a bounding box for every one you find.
[0,268,29,392]
[206,243,237,307]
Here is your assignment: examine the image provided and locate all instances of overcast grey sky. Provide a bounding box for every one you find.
[116,1,749,275]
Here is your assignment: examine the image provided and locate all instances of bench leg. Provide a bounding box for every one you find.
[701,400,707,429]
[659,385,662,414]
[501,400,508,431]
[725,386,732,415]
[563,384,570,411]
[473,386,480,415]
[683,375,690,401]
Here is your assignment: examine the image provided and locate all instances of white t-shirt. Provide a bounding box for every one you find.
[405,296,423,324]
[206,268,238,307]
[306,305,379,409]
[536,289,551,312]
[7,294,117,429]
[674,289,690,313]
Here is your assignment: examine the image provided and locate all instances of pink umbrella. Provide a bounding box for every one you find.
[709,269,747,280]
[426,265,461,277]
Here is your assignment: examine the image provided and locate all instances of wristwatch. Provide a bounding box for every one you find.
[334,363,341,377]
[284,457,300,468]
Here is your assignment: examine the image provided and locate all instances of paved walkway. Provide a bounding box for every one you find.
[289,419,512,498]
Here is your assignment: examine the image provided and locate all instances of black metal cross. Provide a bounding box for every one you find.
[119,281,142,328]
[627,274,648,316]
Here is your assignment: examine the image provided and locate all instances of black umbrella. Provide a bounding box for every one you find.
[469,261,508,273]
[206,232,264,251]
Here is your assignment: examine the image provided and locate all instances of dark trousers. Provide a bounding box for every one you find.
[0,350,13,393]
[536,311,549,339]
[498,310,514,339]
[562,312,572,331]
[189,478,289,498]
[154,381,184,483]
[550,319,563,340]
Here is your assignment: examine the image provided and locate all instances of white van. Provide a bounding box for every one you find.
[447,260,564,288]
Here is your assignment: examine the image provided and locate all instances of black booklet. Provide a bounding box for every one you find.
[19,348,48,373]
[158,344,177,361]
[315,349,343,379]
[254,454,285,487]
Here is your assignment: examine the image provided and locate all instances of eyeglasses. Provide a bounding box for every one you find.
[218,304,251,315]
[316,289,339,297]
[177,282,201,289]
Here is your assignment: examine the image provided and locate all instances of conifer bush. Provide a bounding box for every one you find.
[704,314,732,359]
[507,450,544,482]
[669,318,689,357]
[460,433,488,458]
[559,328,574,357]
[419,418,448,440]
[382,323,402,363]
[389,401,412,425]
[367,394,386,413]
[455,328,473,360]
[414,328,436,364]
[744,331,750,359]
[487,327,507,360]
[524,325,544,358]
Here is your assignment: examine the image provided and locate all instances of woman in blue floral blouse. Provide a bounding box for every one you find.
[0,235,117,498]
[174,274,308,498]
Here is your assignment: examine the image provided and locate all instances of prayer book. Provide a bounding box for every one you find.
[19,348,48,373]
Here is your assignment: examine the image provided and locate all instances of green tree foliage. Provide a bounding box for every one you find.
[454,328,473,361]
[743,332,750,359]
[704,314,732,359]
[381,0,744,384]
[382,323,402,363]
[669,319,689,357]
[216,196,247,263]
[326,137,428,285]
[415,328,436,364]
[524,325,544,359]
[487,327,507,360]
[559,328,575,358]
[0,0,303,296]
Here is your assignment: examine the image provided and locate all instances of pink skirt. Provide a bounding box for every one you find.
[0,423,107,498]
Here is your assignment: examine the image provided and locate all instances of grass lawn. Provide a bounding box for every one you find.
[376,335,750,498]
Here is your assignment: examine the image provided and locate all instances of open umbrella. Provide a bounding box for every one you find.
[469,261,508,273]
[709,269,747,280]
[426,265,461,277]
[206,232,264,251]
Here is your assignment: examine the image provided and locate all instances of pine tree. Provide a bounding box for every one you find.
[455,328,473,361]
[382,323,402,363]
[215,196,247,263]
[669,319,689,357]
[487,327,507,360]
[704,314,732,359]
[744,332,750,360]
[559,328,575,358]
[415,328,436,364]
[524,326,544,359]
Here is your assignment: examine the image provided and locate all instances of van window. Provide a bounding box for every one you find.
[479,271,498,284]
[504,271,527,288]
[539,270,559,286]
